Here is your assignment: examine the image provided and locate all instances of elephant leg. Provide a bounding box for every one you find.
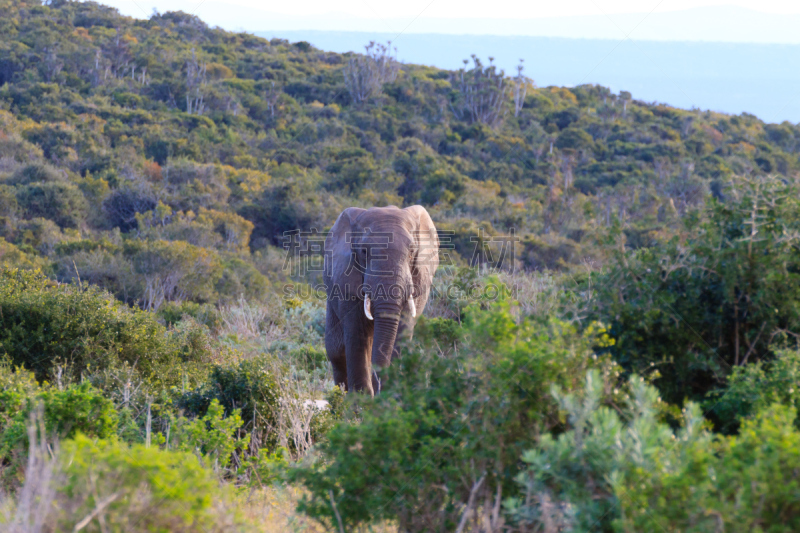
[325,303,348,390]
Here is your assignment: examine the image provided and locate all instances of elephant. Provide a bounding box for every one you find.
[323,205,439,395]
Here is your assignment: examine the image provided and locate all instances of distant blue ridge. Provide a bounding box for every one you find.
[256,31,800,124]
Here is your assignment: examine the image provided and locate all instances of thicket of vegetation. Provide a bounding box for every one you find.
[2,1,800,531]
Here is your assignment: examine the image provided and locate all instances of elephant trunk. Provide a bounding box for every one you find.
[371,300,401,370]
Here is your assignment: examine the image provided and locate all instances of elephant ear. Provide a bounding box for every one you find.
[325,207,366,285]
[404,205,439,309]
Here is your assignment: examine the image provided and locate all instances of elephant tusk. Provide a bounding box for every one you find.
[408,297,416,318]
[364,294,373,320]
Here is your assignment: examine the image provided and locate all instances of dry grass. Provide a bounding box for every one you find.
[237,486,325,532]
[426,266,570,321]
[0,411,58,533]
[216,297,334,459]
[218,296,285,342]
[238,485,398,533]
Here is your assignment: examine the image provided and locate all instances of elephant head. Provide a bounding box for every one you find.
[324,205,439,393]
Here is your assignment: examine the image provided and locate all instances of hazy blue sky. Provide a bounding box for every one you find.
[104,1,800,42]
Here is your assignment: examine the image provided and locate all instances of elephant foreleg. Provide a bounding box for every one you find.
[325,304,348,390]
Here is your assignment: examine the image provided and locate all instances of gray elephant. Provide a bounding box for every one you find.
[323,205,439,395]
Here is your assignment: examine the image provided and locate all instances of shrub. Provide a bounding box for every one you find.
[1,382,118,455]
[288,345,328,372]
[102,185,157,232]
[508,372,800,532]
[11,217,68,255]
[6,162,65,186]
[590,175,800,405]
[710,347,800,432]
[178,356,280,453]
[57,435,232,532]
[0,238,45,271]
[291,301,620,531]
[0,269,212,385]
[214,254,270,304]
[168,399,250,471]
[413,316,460,348]
[124,239,223,310]
[240,182,334,248]
[16,181,88,228]
[158,300,221,330]
[239,446,289,487]
[0,365,118,478]
[507,371,691,531]
[0,184,18,217]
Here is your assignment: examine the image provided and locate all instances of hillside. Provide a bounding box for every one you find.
[5,2,800,531]
[2,0,800,299]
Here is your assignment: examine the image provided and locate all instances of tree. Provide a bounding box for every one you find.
[125,239,223,311]
[185,48,207,115]
[450,55,507,126]
[342,41,398,104]
[620,90,632,115]
[512,59,530,118]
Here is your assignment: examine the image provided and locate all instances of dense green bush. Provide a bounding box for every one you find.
[288,345,328,372]
[0,269,213,385]
[0,365,118,479]
[167,398,250,471]
[57,435,231,532]
[179,356,280,452]
[710,347,800,432]
[292,301,621,531]
[6,162,66,186]
[413,316,461,348]
[510,369,800,532]
[591,175,800,406]
[102,186,158,232]
[16,181,88,228]
[158,300,222,330]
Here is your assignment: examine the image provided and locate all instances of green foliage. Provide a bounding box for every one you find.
[0,238,47,270]
[591,175,800,405]
[6,162,66,186]
[309,384,346,444]
[169,399,250,470]
[291,301,620,531]
[124,238,224,310]
[0,365,118,476]
[413,316,461,347]
[710,347,800,432]
[179,356,280,452]
[158,300,221,330]
[16,181,88,228]
[239,446,290,487]
[58,435,227,532]
[509,372,800,532]
[0,0,795,297]
[288,345,328,371]
[0,268,212,386]
[507,371,691,531]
